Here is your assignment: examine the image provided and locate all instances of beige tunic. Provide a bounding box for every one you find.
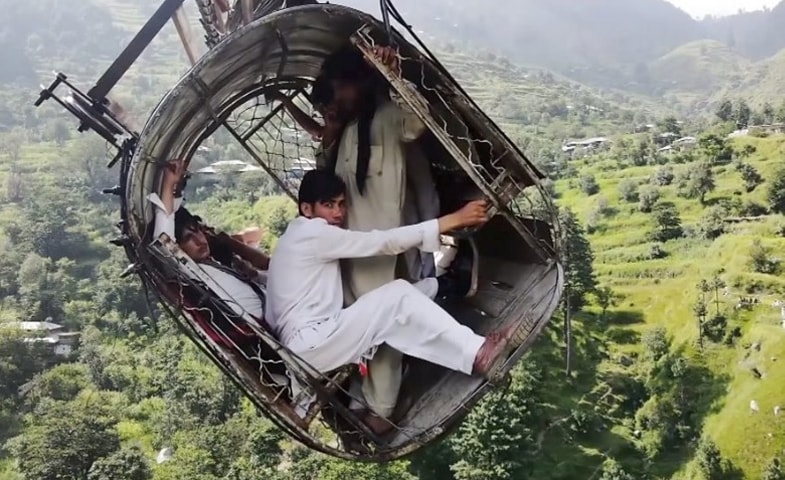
[333,99,427,304]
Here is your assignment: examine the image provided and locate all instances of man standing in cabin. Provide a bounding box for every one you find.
[265,169,516,435]
[312,44,473,432]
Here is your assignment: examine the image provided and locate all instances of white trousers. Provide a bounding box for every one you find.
[287,279,485,387]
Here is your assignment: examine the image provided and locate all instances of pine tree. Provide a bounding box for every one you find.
[559,208,597,313]
[450,361,542,480]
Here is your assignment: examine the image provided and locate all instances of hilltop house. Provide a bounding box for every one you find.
[562,137,611,156]
[7,321,80,357]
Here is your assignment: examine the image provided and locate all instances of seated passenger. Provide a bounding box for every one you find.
[149,159,269,325]
[265,170,517,434]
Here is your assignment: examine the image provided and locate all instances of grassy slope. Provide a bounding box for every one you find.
[13,2,785,477]
[711,49,785,108]
[554,134,785,478]
[650,40,752,99]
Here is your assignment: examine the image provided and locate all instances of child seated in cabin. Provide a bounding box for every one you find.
[149,159,270,326]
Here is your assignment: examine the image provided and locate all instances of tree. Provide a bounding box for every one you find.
[451,362,541,480]
[0,128,25,162]
[749,239,779,274]
[734,100,751,127]
[618,179,638,202]
[697,206,727,240]
[580,174,600,196]
[761,102,775,124]
[88,446,152,480]
[642,327,670,362]
[715,99,733,122]
[653,165,674,186]
[693,297,708,348]
[638,186,660,213]
[680,163,715,204]
[698,134,732,165]
[735,161,763,192]
[649,203,683,242]
[657,116,681,135]
[763,458,785,480]
[594,286,619,320]
[736,144,756,159]
[777,100,785,123]
[695,437,728,480]
[599,459,634,480]
[49,120,71,148]
[6,161,24,202]
[768,167,785,214]
[8,400,121,480]
[559,208,597,312]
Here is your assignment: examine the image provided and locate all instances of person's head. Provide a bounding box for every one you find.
[174,208,211,262]
[297,170,347,226]
[320,46,376,117]
[311,73,333,114]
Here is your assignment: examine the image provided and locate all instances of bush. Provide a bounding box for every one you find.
[768,167,785,214]
[642,327,669,362]
[618,179,639,202]
[648,243,668,259]
[735,161,763,192]
[638,186,660,213]
[738,200,767,217]
[704,315,727,342]
[763,458,785,480]
[697,206,727,240]
[749,239,780,274]
[652,165,674,186]
[580,174,600,196]
[649,203,683,242]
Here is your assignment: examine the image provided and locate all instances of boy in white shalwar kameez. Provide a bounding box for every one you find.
[265,170,516,434]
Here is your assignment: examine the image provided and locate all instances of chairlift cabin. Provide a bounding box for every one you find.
[35,0,563,461]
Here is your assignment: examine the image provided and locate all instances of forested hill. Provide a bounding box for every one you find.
[338,0,785,104]
[1,1,785,480]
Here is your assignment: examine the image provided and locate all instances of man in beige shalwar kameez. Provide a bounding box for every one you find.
[317,45,451,433]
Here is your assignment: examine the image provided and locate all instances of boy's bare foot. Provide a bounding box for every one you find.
[472,323,518,377]
[361,411,394,436]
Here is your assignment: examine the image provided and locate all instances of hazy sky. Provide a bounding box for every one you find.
[667,0,781,18]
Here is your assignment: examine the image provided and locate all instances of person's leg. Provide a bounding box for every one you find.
[352,277,436,419]
[360,345,403,419]
[294,279,484,375]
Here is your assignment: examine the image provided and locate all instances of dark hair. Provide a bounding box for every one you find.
[321,45,381,195]
[297,170,346,213]
[174,207,200,244]
[311,74,332,110]
[321,45,374,84]
[174,207,233,267]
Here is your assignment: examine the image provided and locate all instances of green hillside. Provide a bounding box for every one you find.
[712,49,785,108]
[649,40,752,105]
[2,1,785,480]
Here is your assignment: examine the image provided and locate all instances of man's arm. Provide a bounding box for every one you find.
[272,94,324,139]
[149,159,187,239]
[148,193,183,239]
[213,233,270,270]
[372,46,427,142]
[314,200,488,262]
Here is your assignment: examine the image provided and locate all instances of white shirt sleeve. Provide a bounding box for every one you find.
[312,219,440,262]
[147,193,184,240]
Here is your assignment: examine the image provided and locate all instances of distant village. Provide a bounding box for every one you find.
[2,320,80,357]
[561,122,785,158]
